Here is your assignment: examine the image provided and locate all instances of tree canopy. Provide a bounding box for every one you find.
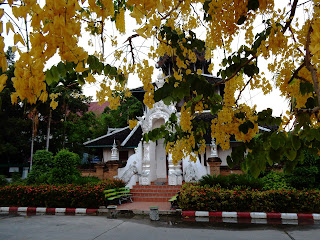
[1,0,320,175]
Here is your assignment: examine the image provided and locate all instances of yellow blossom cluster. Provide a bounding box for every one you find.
[137,60,154,108]
[180,105,193,133]
[101,84,121,110]
[166,133,206,164]
[211,104,258,150]
[211,75,258,150]
[49,92,60,110]
[129,119,138,130]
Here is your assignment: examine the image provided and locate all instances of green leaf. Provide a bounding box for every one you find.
[57,62,66,78]
[270,132,286,150]
[269,148,281,163]
[235,112,245,119]
[285,147,297,161]
[300,82,314,95]
[226,156,234,169]
[51,66,59,81]
[237,15,247,25]
[305,97,315,109]
[239,121,254,134]
[247,0,259,11]
[244,64,258,77]
[291,135,301,150]
[210,104,222,115]
[239,122,249,134]
[45,69,54,86]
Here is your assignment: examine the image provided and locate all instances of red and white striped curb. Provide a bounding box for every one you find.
[0,207,98,215]
[182,211,320,225]
[182,211,320,220]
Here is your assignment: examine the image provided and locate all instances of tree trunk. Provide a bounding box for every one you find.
[46,109,52,151]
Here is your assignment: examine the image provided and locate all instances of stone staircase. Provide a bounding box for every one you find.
[131,181,181,202]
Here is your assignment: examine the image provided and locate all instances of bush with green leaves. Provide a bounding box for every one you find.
[0,175,8,186]
[26,150,53,184]
[72,176,101,185]
[288,166,319,189]
[198,174,264,190]
[0,179,125,208]
[48,149,81,184]
[261,171,291,190]
[178,183,320,213]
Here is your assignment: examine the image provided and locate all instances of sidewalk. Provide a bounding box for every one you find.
[116,201,171,211]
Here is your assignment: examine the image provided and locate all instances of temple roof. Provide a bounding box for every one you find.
[84,125,142,148]
[84,110,275,148]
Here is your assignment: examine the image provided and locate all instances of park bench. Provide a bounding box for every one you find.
[117,187,133,203]
[168,194,179,210]
[103,187,133,205]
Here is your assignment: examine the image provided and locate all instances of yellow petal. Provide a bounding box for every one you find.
[14,33,25,46]
[11,92,18,104]
[0,74,7,92]
[75,62,88,72]
[6,21,14,35]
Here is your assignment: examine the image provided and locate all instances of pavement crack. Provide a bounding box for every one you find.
[91,221,124,240]
[284,230,295,240]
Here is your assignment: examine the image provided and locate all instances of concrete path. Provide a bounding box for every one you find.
[1,214,320,240]
[116,201,171,211]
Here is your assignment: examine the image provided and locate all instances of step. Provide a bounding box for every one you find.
[131,192,176,197]
[130,189,179,193]
[132,185,181,189]
[132,196,172,202]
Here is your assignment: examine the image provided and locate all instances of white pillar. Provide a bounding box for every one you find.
[139,142,151,185]
[168,155,182,185]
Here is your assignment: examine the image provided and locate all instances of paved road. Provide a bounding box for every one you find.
[1,214,320,240]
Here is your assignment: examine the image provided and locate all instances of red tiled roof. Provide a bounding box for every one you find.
[87,102,109,115]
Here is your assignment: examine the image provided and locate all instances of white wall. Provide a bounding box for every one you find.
[218,148,232,166]
[103,148,111,163]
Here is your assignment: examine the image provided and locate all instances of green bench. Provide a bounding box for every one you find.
[168,194,179,210]
[103,187,133,205]
[118,187,133,203]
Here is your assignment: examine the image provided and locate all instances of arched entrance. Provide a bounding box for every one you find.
[139,101,182,185]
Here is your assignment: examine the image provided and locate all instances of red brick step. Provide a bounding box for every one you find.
[131,182,181,202]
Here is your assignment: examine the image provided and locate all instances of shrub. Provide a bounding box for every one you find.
[72,176,101,185]
[0,179,125,208]
[0,175,8,186]
[27,150,53,184]
[48,149,81,184]
[198,174,264,190]
[261,171,291,190]
[178,183,320,213]
[288,166,319,189]
[10,172,26,185]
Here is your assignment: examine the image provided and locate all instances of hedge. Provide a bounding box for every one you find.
[0,179,125,209]
[178,183,320,213]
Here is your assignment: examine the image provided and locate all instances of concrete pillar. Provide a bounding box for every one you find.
[139,142,151,185]
[94,163,105,179]
[105,161,120,179]
[207,157,222,176]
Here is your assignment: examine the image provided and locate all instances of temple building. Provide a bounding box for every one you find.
[83,55,271,187]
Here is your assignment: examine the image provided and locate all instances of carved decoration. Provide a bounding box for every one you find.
[120,164,138,184]
[210,138,218,157]
[184,163,197,182]
[110,139,119,161]
[140,101,176,133]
